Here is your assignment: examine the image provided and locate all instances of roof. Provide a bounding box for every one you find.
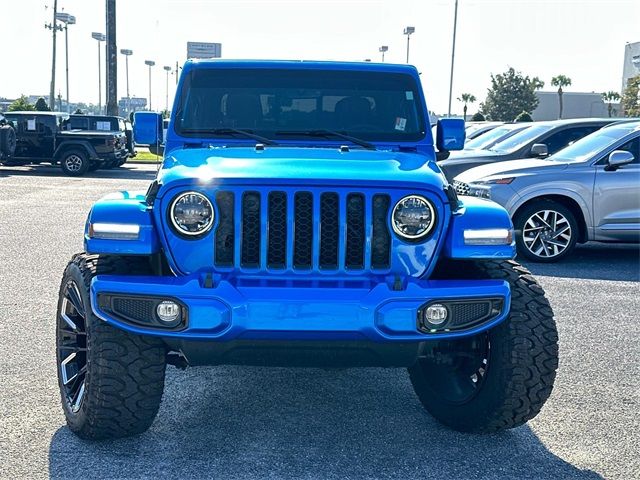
[183,59,419,75]
[4,111,69,117]
[529,118,616,127]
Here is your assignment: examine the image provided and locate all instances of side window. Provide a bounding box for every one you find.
[543,126,600,155]
[615,137,640,164]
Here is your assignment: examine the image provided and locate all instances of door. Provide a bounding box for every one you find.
[537,125,603,157]
[593,135,640,242]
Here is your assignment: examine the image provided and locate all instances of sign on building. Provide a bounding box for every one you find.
[187,42,222,59]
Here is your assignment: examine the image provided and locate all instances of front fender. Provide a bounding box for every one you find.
[443,197,515,259]
[84,191,159,255]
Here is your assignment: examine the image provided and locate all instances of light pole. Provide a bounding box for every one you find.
[163,66,172,112]
[447,0,460,117]
[120,49,133,114]
[403,26,415,64]
[56,12,75,112]
[45,0,62,110]
[145,60,156,110]
[379,46,388,63]
[92,32,106,114]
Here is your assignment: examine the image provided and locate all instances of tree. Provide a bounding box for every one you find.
[457,93,476,121]
[73,108,84,115]
[551,75,572,119]
[470,112,485,121]
[514,111,533,122]
[8,95,35,112]
[621,75,640,117]
[601,91,621,118]
[34,97,51,111]
[480,67,540,122]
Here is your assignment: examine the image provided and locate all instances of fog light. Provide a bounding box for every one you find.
[424,304,448,326]
[156,301,181,323]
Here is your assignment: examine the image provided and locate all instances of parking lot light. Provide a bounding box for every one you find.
[379,45,388,62]
[120,49,133,114]
[92,32,106,114]
[56,12,76,113]
[403,26,415,64]
[145,60,156,110]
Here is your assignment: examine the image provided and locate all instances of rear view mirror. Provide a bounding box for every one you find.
[530,143,548,158]
[605,150,634,171]
[436,118,465,154]
[133,112,163,146]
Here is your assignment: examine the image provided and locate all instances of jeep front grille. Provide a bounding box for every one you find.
[453,180,470,196]
[213,189,392,272]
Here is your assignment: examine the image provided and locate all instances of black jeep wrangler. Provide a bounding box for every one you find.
[66,114,137,167]
[1,112,129,176]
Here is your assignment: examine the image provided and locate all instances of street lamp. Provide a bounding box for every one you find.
[379,46,388,63]
[120,49,133,114]
[92,32,106,114]
[447,0,460,116]
[163,66,172,111]
[56,12,76,112]
[403,26,415,64]
[145,60,156,110]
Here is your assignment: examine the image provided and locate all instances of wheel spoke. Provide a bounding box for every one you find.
[65,283,85,318]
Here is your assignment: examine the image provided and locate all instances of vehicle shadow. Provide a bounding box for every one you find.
[522,243,640,282]
[48,366,601,479]
[0,164,157,181]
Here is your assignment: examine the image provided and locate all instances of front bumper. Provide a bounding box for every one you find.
[90,274,510,343]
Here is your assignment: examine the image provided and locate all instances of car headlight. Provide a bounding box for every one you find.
[391,195,436,240]
[169,191,214,236]
[467,184,492,199]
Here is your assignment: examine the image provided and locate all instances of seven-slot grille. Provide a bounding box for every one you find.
[213,190,392,272]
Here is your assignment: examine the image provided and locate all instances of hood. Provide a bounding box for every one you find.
[455,158,566,183]
[445,148,501,160]
[157,146,446,191]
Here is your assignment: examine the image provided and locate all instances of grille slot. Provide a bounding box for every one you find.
[213,189,394,272]
[371,194,391,269]
[241,191,261,268]
[214,191,235,267]
[293,192,313,269]
[345,193,365,269]
[319,193,340,269]
[448,302,491,327]
[267,191,287,269]
[112,298,155,325]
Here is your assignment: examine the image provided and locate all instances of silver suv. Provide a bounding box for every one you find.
[453,121,640,262]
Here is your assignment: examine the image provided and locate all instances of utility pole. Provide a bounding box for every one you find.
[46,0,62,109]
[105,0,118,115]
[447,0,459,117]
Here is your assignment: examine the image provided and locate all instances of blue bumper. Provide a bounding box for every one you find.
[90,274,510,342]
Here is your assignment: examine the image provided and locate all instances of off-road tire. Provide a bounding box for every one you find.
[0,124,17,158]
[56,253,166,440]
[60,149,90,176]
[409,260,558,433]
[514,200,578,263]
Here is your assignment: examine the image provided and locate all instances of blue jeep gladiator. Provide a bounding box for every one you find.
[56,60,558,439]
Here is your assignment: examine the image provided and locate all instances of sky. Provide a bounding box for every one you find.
[1,0,638,115]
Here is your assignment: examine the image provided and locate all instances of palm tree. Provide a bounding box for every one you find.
[551,75,572,119]
[602,91,621,118]
[457,93,476,121]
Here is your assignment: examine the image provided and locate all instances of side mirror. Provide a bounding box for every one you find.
[133,111,163,145]
[436,118,465,160]
[605,150,634,171]
[530,143,549,158]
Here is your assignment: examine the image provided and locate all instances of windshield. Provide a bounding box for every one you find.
[549,125,638,163]
[489,124,553,153]
[465,124,529,150]
[175,68,427,142]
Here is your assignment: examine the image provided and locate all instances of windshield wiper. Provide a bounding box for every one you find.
[276,129,376,150]
[181,128,278,145]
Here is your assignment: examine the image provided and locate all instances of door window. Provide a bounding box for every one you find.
[543,126,602,155]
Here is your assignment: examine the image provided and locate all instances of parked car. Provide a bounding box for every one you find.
[0,112,16,161]
[453,121,640,262]
[439,118,616,180]
[3,112,129,176]
[66,114,137,166]
[464,121,503,141]
[463,123,531,151]
[55,60,558,440]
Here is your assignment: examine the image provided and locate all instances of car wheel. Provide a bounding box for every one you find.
[60,150,90,176]
[57,253,167,440]
[514,200,578,263]
[409,260,558,433]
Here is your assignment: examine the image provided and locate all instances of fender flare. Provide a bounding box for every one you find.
[54,140,99,161]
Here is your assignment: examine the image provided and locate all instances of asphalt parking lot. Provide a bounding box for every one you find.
[0,163,638,480]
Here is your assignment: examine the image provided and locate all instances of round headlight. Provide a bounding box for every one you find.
[391,195,436,240]
[170,191,214,236]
